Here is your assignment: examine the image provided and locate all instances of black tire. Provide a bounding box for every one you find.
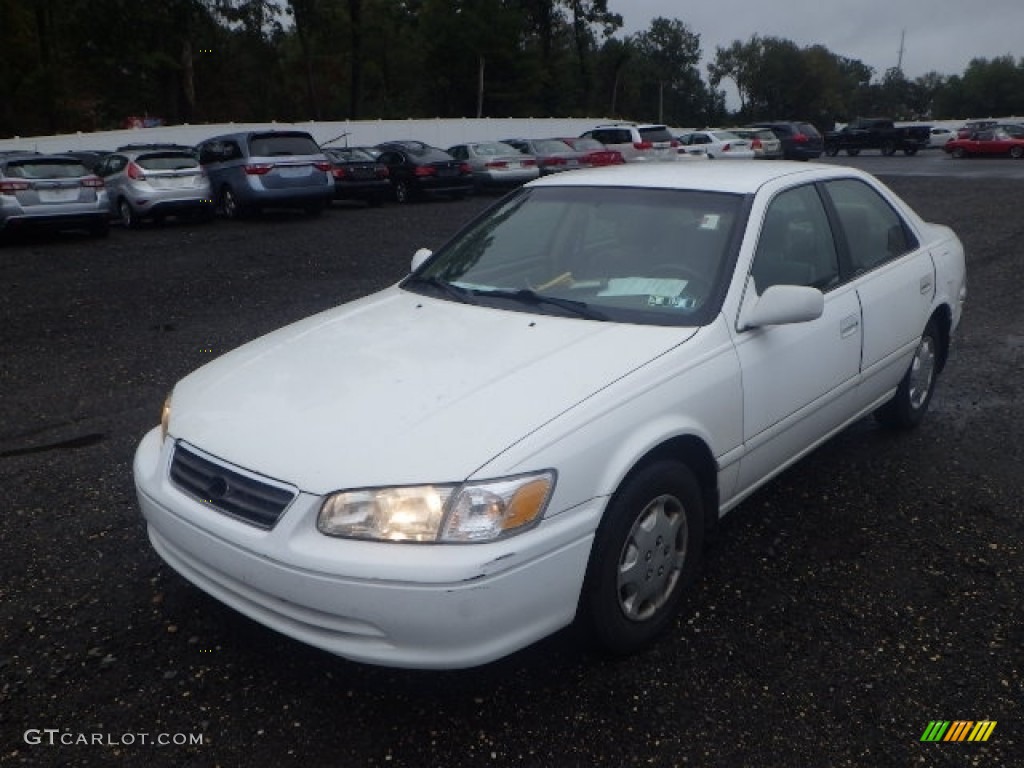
[951,147,966,159]
[394,180,413,204]
[119,198,139,229]
[1010,146,1023,159]
[875,320,941,429]
[825,145,840,157]
[580,460,704,655]
[221,186,245,219]
[846,148,860,157]
[904,146,919,156]
[881,141,897,156]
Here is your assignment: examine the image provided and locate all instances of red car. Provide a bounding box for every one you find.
[558,137,625,167]
[944,127,1024,158]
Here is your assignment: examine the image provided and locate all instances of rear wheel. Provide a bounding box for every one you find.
[881,140,897,156]
[1010,146,1024,159]
[580,460,704,655]
[394,180,413,204]
[825,145,840,157]
[119,199,139,229]
[875,320,941,429]
[221,186,245,219]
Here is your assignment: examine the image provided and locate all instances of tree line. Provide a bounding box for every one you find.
[3,0,1023,139]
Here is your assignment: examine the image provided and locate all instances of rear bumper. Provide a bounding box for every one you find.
[0,210,107,232]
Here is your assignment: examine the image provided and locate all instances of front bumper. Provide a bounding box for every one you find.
[133,428,598,669]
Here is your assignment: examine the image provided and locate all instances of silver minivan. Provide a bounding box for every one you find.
[196,130,333,218]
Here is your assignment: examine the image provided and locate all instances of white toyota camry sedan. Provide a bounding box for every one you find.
[134,162,966,669]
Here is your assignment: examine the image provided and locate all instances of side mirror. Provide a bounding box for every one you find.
[740,283,824,330]
[410,247,432,273]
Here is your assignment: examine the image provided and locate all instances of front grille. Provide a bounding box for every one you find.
[169,442,296,529]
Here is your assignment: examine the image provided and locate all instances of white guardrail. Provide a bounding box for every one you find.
[2,116,1020,155]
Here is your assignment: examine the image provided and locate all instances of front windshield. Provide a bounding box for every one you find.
[406,185,745,326]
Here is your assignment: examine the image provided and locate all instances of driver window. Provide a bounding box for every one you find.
[750,185,839,293]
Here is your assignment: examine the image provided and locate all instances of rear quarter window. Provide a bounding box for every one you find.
[638,126,673,142]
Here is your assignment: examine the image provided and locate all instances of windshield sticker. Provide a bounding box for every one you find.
[699,214,721,230]
[599,277,687,297]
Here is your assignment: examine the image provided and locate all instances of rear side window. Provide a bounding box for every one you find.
[248,133,321,157]
[798,123,821,138]
[136,152,199,170]
[824,178,918,273]
[4,159,88,178]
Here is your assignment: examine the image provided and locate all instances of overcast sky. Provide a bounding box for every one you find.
[608,0,1024,82]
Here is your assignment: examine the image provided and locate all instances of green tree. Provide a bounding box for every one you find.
[630,17,704,125]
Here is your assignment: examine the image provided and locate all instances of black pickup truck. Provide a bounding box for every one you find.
[824,118,931,157]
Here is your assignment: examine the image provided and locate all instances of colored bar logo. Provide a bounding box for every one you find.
[921,721,997,742]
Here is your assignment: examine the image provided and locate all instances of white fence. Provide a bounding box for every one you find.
[2,116,1021,155]
[0,118,620,154]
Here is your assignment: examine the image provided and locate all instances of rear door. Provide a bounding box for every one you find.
[822,177,933,407]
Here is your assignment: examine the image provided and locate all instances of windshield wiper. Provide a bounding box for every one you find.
[470,288,608,321]
[404,275,477,305]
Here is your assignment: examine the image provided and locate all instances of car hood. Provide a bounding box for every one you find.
[170,288,697,494]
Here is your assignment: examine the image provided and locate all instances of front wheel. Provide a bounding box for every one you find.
[580,460,704,655]
[846,148,861,157]
[951,147,966,159]
[881,141,897,156]
[825,145,840,157]
[1010,146,1023,159]
[875,320,941,429]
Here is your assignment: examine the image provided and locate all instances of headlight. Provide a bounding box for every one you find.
[317,470,556,543]
[160,393,172,441]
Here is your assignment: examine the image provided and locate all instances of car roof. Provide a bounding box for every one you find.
[525,160,858,195]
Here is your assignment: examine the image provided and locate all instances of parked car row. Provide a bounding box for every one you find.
[11,115,1011,239]
[944,124,1024,158]
[676,122,823,161]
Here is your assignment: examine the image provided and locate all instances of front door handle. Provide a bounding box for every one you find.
[840,314,860,338]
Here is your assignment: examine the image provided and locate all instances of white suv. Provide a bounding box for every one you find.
[580,123,678,162]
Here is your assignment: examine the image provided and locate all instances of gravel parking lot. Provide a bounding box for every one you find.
[1,168,1021,767]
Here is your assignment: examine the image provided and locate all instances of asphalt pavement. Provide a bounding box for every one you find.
[1,166,1021,767]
